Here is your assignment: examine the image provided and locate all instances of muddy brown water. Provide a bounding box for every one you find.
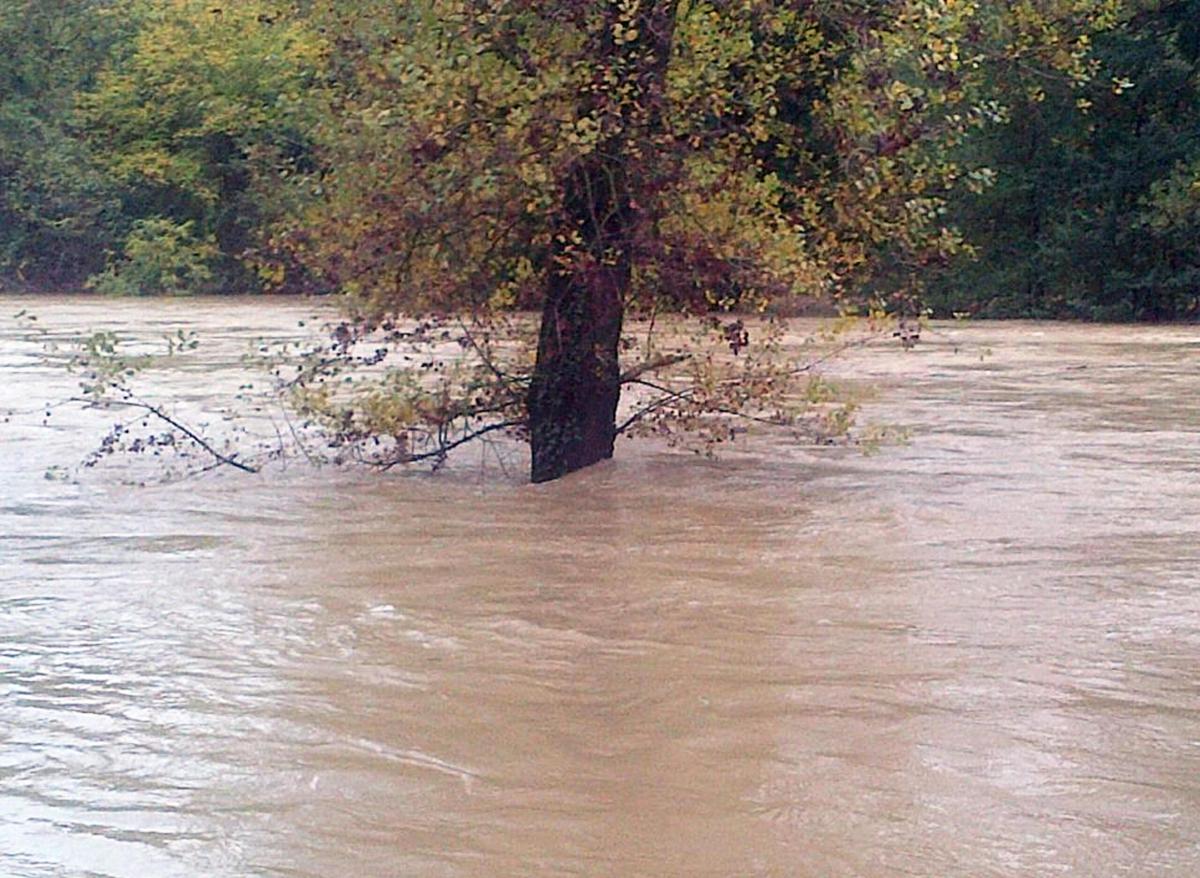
[1,296,1198,877]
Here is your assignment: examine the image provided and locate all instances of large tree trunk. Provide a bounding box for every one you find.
[526,0,678,483]
[527,157,631,483]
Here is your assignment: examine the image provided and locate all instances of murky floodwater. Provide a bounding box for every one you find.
[2,295,1198,877]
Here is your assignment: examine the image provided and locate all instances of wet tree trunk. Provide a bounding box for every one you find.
[526,1,677,483]
[527,157,632,483]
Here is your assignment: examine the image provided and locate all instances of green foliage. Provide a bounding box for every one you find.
[276,0,1118,476]
[4,0,1173,317]
[0,0,323,293]
[72,329,150,397]
[0,0,137,289]
[78,0,324,293]
[291,1,1025,317]
[928,0,1200,320]
[87,217,219,296]
[13,0,1179,482]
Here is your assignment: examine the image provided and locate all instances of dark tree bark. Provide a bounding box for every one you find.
[527,0,677,483]
[527,157,632,483]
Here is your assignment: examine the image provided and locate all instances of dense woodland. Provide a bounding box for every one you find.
[1,0,1197,323]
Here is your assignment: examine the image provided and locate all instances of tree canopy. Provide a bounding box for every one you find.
[4,0,1195,480]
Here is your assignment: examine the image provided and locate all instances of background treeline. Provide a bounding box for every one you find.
[1,0,1197,320]
[925,1,1200,320]
[0,0,320,296]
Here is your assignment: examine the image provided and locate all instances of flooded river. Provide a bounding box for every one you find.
[2,296,1199,877]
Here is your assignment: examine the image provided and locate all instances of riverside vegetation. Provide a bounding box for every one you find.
[3,1,1197,482]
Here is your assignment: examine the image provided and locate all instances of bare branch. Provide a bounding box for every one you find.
[619,352,689,383]
[70,396,259,474]
[376,419,524,470]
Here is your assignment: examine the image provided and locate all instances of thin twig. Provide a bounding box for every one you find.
[376,419,523,470]
[615,329,885,435]
[71,396,259,474]
[456,316,516,385]
[619,351,690,383]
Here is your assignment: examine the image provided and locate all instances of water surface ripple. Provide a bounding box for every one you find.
[2,297,1198,876]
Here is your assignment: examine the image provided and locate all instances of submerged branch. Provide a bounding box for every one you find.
[376,419,524,470]
[615,329,886,436]
[70,395,259,474]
